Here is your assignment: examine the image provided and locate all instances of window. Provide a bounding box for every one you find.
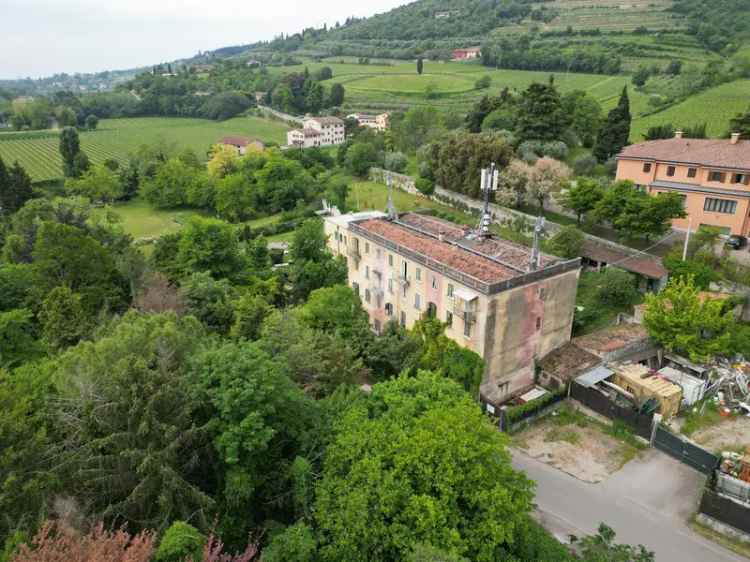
[536,317,542,331]
[642,163,652,173]
[376,248,382,259]
[401,261,408,278]
[352,282,359,296]
[365,289,371,304]
[464,321,472,338]
[709,171,726,183]
[446,311,453,327]
[365,265,370,279]
[447,284,454,298]
[415,268,421,281]
[414,293,421,310]
[666,166,676,177]
[687,168,697,178]
[385,303,393,316]
[733,173,750,185]
[704,198,737,214]
[400,311,406,328]
[388,278,393,294]
[365,242,370,254]
[432,276,438,289]
[388,254,394,266]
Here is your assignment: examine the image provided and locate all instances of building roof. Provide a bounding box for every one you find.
[582,240,668,280]
[539,342,602,382]
[574,324,650,355]
[311,116,344,126]
[357,218,518,283]
[454,46,481,52]
[618,138,750,170]
[576,365,615,388]
[221,136,250,147]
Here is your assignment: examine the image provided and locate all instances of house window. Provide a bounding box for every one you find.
[388,254,394,266]
[400,311,406,328]
[385,303,394,316]
[365,265,370,279]
[388,278,393,294]
[446,311,453,327]
[642,163,652,173]
[365,289,371,303]
[709,171,726,183]
[352,282,360,296]
[733,173,750,185]
[704,198,737,214]
[447,284,454,298]
[365,242,370,254]
[432,276,438,289]
[666,166,676,177]
[464,321,472,338]
[401,261,408,278]
[687,168,697,178]
[414,293,421,310]
[416,268,421,281]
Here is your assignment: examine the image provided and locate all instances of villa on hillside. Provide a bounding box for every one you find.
[287,116,345,148]
[616,132,750,236]
[452,47,481,61]
[347,112,389,132]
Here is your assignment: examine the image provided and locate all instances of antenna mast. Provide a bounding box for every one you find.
[529,216,545,272]
[477,163,498,238]
[386,175,397,220]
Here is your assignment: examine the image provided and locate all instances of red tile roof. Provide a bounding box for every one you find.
[618,138,750,170]
[221,135,249,147]
[582,240,667,280]
[357,218,518,283]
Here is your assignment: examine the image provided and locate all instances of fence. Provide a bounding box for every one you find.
[569,381,653,439]
[700,488,750,535]
[653,425,719,474]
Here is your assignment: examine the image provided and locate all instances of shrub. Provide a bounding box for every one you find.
[155,522,205,562]
[573,154,598,176]
[384,151,408,173]
[475,75,492,89]
[541,140,568,160]
[415,177,435,196]
[546,225,584,258]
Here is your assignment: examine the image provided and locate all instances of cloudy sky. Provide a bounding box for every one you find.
[1,0,407,79]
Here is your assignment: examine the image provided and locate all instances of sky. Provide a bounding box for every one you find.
[0,0,407,79]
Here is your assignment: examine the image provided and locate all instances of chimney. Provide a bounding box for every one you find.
[674,130,684,139]
[731,132,741,145]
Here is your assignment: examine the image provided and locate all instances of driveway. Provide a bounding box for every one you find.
[513,448,748,562]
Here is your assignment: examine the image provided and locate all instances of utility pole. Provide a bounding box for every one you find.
[682,216,693,261]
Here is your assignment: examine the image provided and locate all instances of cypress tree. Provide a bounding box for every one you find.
[5,161,33,214]
[594,86,631,162]
[59,126,81,177]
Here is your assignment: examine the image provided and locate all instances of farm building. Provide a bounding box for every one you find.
[219,136,265,155]
[452,47,481,61]
[347,113,389,131]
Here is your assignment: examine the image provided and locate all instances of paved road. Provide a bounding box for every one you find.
[513,448,747,562]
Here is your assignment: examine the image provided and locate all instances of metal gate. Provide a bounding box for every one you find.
[653,425,719,474]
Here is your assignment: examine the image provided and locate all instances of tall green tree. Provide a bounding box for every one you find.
[0,159,33,216]
[176,217,246,280]
[65,164,123,203]
[417,58,424,75]
[288,219,347,303]
[59,127,86,178]
[328,83,345,107]
[516,83,565,142]
[593,87,631,162]
[38,286,90,351]
[560,178,605,224]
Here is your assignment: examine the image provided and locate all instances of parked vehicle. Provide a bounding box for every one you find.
[726,235,747,250]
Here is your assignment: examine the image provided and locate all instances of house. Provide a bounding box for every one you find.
[452,47,481,61]
[246,59,262,67]
[616,132,750,236]
[286,116,345,148]
[347,113,389,132]
[324,210,581,406]
[219,136,265,155]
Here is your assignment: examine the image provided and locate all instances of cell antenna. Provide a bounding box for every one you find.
[477,163,498,238]
[529,215,546,272]
[386,175,397,220]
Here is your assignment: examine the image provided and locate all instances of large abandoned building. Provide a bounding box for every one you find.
[324,208,581,406]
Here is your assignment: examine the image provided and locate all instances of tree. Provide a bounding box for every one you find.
[59,127,82,178]
[547,225,584,258]
[214,173,254,222]
[231,294,273,341]
[632,66,650,87]
[384,151,408,173]
[56,107,77,127]
[576,523,654,562]
[207,144,240,179]
[65,164,124,203]
[475,75,491,90]
[328,83,345,107]
[644,276,735,363]
[261,523,316,562]
[665,59,683,76]
[416,57,424,75]
[527,157,571,212]
[84,114,99,130]
[516,83,565,142]
[154,521,206,562]
[201,92,252,121]
[497,160,533,208]
[299,285,369,343]
[39,286,90,351]
[314,373,534,562]
[0,309,40,369]
[561,90,602,147]
[596,268,638,307]
[326,177,349,213]
[142,158,197,208]
[72,151,91,178]
[406,544,469,562]
[560,177,605,223]
[180,272,235,334]
[52,312,216,532]
[593,87,631,162]
[345,142,379,177]
[395,107,445,153]
[176,217,246,279]
[729,105,750,138]
[0,159,33,215]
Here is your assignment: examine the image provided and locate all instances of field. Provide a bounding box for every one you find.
[0,115,290,182]
[630,80,750,140]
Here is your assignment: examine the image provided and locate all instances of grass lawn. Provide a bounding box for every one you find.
[107,198,208,240]
[0,115,290,182]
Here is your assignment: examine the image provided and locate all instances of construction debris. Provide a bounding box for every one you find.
[720,449,750,483]
[704,360,750,415]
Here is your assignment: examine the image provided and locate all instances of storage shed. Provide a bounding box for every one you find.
[610,363,683,419]
[657,366,707,407]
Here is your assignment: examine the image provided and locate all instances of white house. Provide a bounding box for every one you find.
[287,116,345,148]
[347,113,389,132]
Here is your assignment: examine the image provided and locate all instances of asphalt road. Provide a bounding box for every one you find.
[513,448,748,562]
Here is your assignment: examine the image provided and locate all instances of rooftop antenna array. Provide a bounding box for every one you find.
[529,215,546,272]
[386,175,397,220]
[477,163,499,239]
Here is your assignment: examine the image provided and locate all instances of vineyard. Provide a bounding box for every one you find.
[0,116,290,182]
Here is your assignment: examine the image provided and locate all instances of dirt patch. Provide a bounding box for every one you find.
[691,415,750,454]
[514,415,637,483]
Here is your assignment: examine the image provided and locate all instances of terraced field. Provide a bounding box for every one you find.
[0,116,290,182]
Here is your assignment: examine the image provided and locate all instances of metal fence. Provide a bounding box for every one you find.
[653,426,719,474]
[700,488,750,535]
[570,382,653,439]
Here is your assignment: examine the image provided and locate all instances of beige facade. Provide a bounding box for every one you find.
[287,117,345,148]
[616,134,750,236]
[347,113,389,132]
[325,211,581,406]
